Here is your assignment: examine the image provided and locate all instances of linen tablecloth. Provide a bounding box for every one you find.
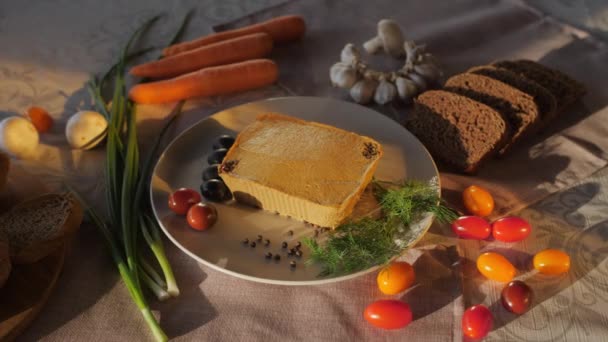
[0,0,606,341]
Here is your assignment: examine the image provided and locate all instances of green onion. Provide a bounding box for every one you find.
[68,11,194,341]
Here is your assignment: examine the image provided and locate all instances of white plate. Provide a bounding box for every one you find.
[150,96,439,285]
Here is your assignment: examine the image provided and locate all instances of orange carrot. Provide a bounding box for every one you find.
[163,15,305,57]
[131,32,273,79]
[129,59,279,104]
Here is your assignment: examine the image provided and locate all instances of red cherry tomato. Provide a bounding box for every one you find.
[186,202,218,231]
[501,280,533,314]
[377,261,415,295]
[462,185,494,217]
[364,300,412,330]
[462,305,493,339]
[26,106,53,133]
[451,216,491,240]
[168,188,201,215]
[492,216,531,242]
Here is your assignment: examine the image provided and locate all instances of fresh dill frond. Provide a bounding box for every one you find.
[305,179,457,276]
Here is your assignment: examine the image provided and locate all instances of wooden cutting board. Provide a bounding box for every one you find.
[0,161,67,341]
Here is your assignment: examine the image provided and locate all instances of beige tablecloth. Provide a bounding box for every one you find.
[0,0,606,341]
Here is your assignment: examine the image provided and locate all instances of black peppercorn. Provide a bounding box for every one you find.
[265,252,272,259]
[287,249,294,256]
[295,250,302,257]
[295,241,302,248]
[250,241,256,248]
[274,254,281,261]
[290,261,296,268]
[257,235,263,242]
[242,238,249,245]
[264,239,270,246]
[288,230,293,236]
[281,241,288,249]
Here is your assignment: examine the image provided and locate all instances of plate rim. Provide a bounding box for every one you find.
[150,96,440,286]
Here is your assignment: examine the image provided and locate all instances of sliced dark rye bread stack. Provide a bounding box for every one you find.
[491,60,586,111]
[467,65,558,127]
[444,73,541,154]
[406,90,509,173]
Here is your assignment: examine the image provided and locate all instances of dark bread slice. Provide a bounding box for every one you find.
[406,90,509,174]
[468,65,557,126]
[0,193,83,264]
[492,60,585,110]
[0,229,9,288]
[444,73,541,154]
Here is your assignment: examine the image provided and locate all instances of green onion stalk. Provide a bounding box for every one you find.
[71,10,194,341]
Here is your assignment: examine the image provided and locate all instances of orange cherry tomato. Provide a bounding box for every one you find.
[476,252,516,282]
[533,249,570,275]
[462,305,493,339]
[463,185,494,217]
[26,106,53,133]
[364,300,412,330]
[377,261,415,295]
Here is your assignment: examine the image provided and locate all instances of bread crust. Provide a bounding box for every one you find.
[0,152,8,192]
[0,230,10,289]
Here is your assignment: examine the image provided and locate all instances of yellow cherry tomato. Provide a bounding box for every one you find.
[463,185,494,217]
[377,261,415,295]
[533,249,570,275]
[476,252,516,282]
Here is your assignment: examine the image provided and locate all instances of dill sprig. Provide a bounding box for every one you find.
[304,179,457,277]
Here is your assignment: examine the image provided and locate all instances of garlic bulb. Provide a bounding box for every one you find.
[374,78,397,105]
[414,63,441,83]
[330,62,359,89]
[340,43,360,64]
[0,116,39,159]
[66,110,108,150]
[350,79,378,104]
[395,77,418,101]
[407,73,428,92]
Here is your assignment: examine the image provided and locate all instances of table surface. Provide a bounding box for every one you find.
[1,0,607,341]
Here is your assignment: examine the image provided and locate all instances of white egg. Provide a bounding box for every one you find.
[66,111,108,150]
[0,116,39,159]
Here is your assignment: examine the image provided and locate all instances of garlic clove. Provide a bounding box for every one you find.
[377,19,405,58]
[350,78,379,104]
[0,116,39,159]
[363,36,382,54]
[374,79,397,105]
[340,43,360,64]
[414,63,442,83]
[329,62,359,89]
[407,73,428,92]
[395,77,418,101]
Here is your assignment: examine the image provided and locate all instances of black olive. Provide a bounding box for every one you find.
[213,135,236,150]
[202,164,221,181]
[200,179,232,202]
[207,148,228,165]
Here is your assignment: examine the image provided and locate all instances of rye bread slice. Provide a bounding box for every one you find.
[468,65,558,126]
[492,60,585,111]
[0,193,83,264]
[0,229,9,288]
[0,152,8,191]
[406,90,509,174]
[444,73,541,154]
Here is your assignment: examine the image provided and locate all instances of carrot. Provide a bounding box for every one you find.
[163,15,305,57]
[129,59,279,104]
[130,32,273,79]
